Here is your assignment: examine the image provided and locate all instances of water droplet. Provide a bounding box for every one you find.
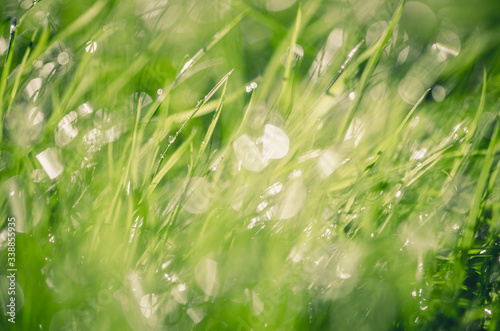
[278,180,307,220]
[85,41,97,53]
[26,78,42,100]
[40,62,55,78]
[194,258,218,297]
[252,291,264,315]
[281,44,304,68]
[77,102,93,117]
[36,148,64,180]
[398,75,425,104]
[0,37,7,56]
[56,112,78,147]
[82,128,104,153]
[140,293,158,318]
[233,134,268,172]
[410,147,427,161]
[57,52,70,65]
[172,283,188,304]
[432,30,460,62]
[344,119,366,147]
[5,106,44,146]
[432,85,446,102]
[263,182,283,197]
[129,92,153,111]
[262,124,290,160]
[104,125,122,143]
[231,185,248,211]
[317,149,342,178]
[187,307,205,324]
[310,28,343,80]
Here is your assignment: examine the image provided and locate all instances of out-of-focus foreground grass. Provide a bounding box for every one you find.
[1,0,500,329]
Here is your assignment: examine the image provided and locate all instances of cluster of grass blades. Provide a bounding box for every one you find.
[1,0,500,330]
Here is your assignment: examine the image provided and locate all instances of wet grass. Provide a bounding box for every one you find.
[1,0,500,330]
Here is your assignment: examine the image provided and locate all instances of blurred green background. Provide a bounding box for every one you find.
[1,0,500,330]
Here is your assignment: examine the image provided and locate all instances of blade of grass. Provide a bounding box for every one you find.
[444,68,488,187]
[462,118,500,249]
[148,131,196,195]
[280,6,302,114]
[257,0,321,101]
[140,12,246,130]
[337,0,405,140]
[153,69,234,176]
[196,72,229,167]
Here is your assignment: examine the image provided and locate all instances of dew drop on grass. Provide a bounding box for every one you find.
[85,41,97,53]
[26,78,42,100]
[104,125,122,143]
[317,149,342,178]
[262,124,290,160]
[252,290,264,315]
[7,106,45,146]
[187,307,205,324]
[56,112,78,147]
[263,182,283,197]
[344,119,366,147]
[94,108,111,127]
[129,92,153,111]
[172,283,188,305]
[397,46,410,64]
[281,44,304,68]
[140,293,158,318]
[77,102,93,117]
[57,52,70,65]
[278,180,307,220]
[40,62,55,78]
[36,148,64,180]
[432,30,461,62]
[398,75,425,104]
[310,28,343,79]
[233,134,268,172]
[0,37,7,55]
[194,258,218,297]
[410,147,427,161]
[83,128,104,153]
[432,85,446,102]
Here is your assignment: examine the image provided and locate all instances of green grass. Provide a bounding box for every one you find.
[1,0,500,330]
